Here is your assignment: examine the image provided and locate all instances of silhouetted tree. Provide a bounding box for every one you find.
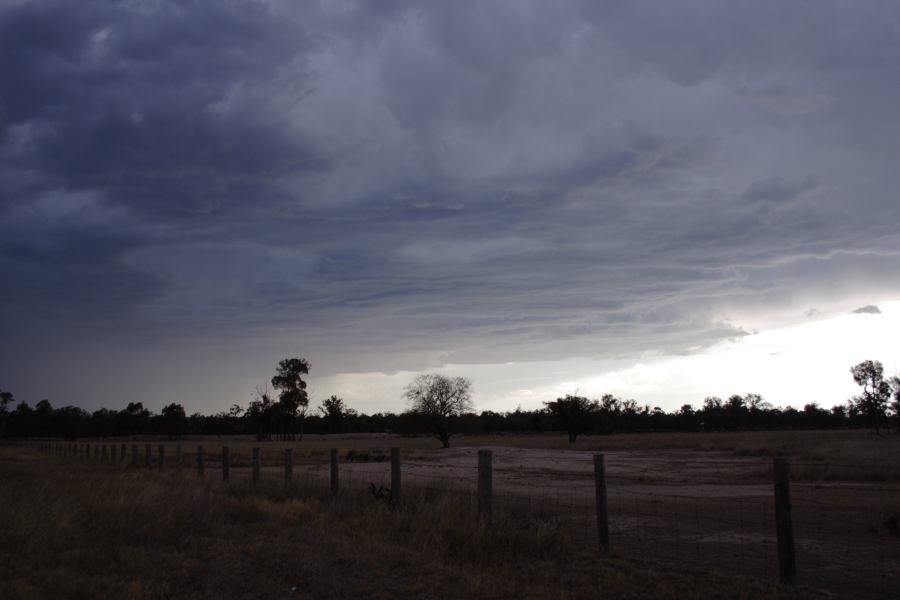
[404,373,473,448]
[725,394,748,428]
[0,389,14,437]
[271,357,310,440]
[11,401,33,436]
[116,402,150,436]
[247,386,276,440]
[89,408,115,438]
[850,360,891,434]
[54,406,89,439]
[34,399,54,437]
[319,395,354,433]
[161,403,187,438]
[701,396,724,429]
[544,395,600,443]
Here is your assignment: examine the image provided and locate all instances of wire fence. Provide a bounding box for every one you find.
[34,441,900,599]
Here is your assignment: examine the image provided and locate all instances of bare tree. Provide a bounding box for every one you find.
[404,373,473,448]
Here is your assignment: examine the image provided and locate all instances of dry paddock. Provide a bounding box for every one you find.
[34,430,900,599]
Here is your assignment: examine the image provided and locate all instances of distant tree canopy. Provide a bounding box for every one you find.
[161,403,187,439]
[544,395,602,443]
[319,395,355,434]
[2,360,894,440]
[404,373,473,448]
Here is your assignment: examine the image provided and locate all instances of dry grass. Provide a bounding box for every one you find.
[94,429,900,481]
[113,428,900,461]
[0,446,814,600]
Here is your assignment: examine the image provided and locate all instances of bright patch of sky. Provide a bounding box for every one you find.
[315,301,900,414]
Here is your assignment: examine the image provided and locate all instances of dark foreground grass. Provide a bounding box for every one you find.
[0,447,817,600]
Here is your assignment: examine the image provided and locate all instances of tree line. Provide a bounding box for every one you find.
[1,358,897,444]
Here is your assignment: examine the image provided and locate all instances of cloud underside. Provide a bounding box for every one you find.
[2,0,900,387]
[852,305,881,315]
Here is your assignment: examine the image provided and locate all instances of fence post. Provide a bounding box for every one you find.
[773,457,796,585]
[222,446,230,481]
[120,443,126,462]
[132,444,138,467]
[176,444,182,471]
[197,445,204,477]
[478,449,493,527]
[86,443,91,459]
[145,443,152,468]
[252,447,260,484]
[391,447,401,510]
[284,448,293,486]
[158,444,164,472]
[330,448,339,497]
[594,453,610,554]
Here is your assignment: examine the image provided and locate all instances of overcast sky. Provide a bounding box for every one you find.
[2,1,899,414]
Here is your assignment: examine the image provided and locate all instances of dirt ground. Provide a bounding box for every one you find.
[55,431,900,599]
[290,441,899,599]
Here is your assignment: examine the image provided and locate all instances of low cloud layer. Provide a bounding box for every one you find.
[3,1,900,410]
[852,305,881,315]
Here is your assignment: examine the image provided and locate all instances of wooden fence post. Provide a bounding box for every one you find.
[132,444,138,467]
[773,457,796,585]
[284,448,293,486]
[176,444,182,471]
[330,448,339,497]
[594,453,610,555]
[145,443,152,468]
[478,449,493,527]
[391,448,401,510]
[120,443,126,462]
[86,443,91,459]
[197,445,204,477]
[222,446,230,481]
[252,447,260,484]
[158,444,164,472]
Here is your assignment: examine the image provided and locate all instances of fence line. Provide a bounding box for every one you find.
[32,440,899,599]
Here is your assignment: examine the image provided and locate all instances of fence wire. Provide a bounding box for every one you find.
[36,441,900,599]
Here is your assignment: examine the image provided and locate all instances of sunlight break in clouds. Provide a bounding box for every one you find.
[315,302,900,414]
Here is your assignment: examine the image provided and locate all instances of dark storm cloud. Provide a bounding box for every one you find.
[852,305,881,315]
[3,0,900,409]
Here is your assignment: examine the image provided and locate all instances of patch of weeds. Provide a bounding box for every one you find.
[368,483,392,506]
[345,449,388,462]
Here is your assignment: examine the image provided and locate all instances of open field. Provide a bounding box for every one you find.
[123,429,900,477]
[4,430,899,599]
